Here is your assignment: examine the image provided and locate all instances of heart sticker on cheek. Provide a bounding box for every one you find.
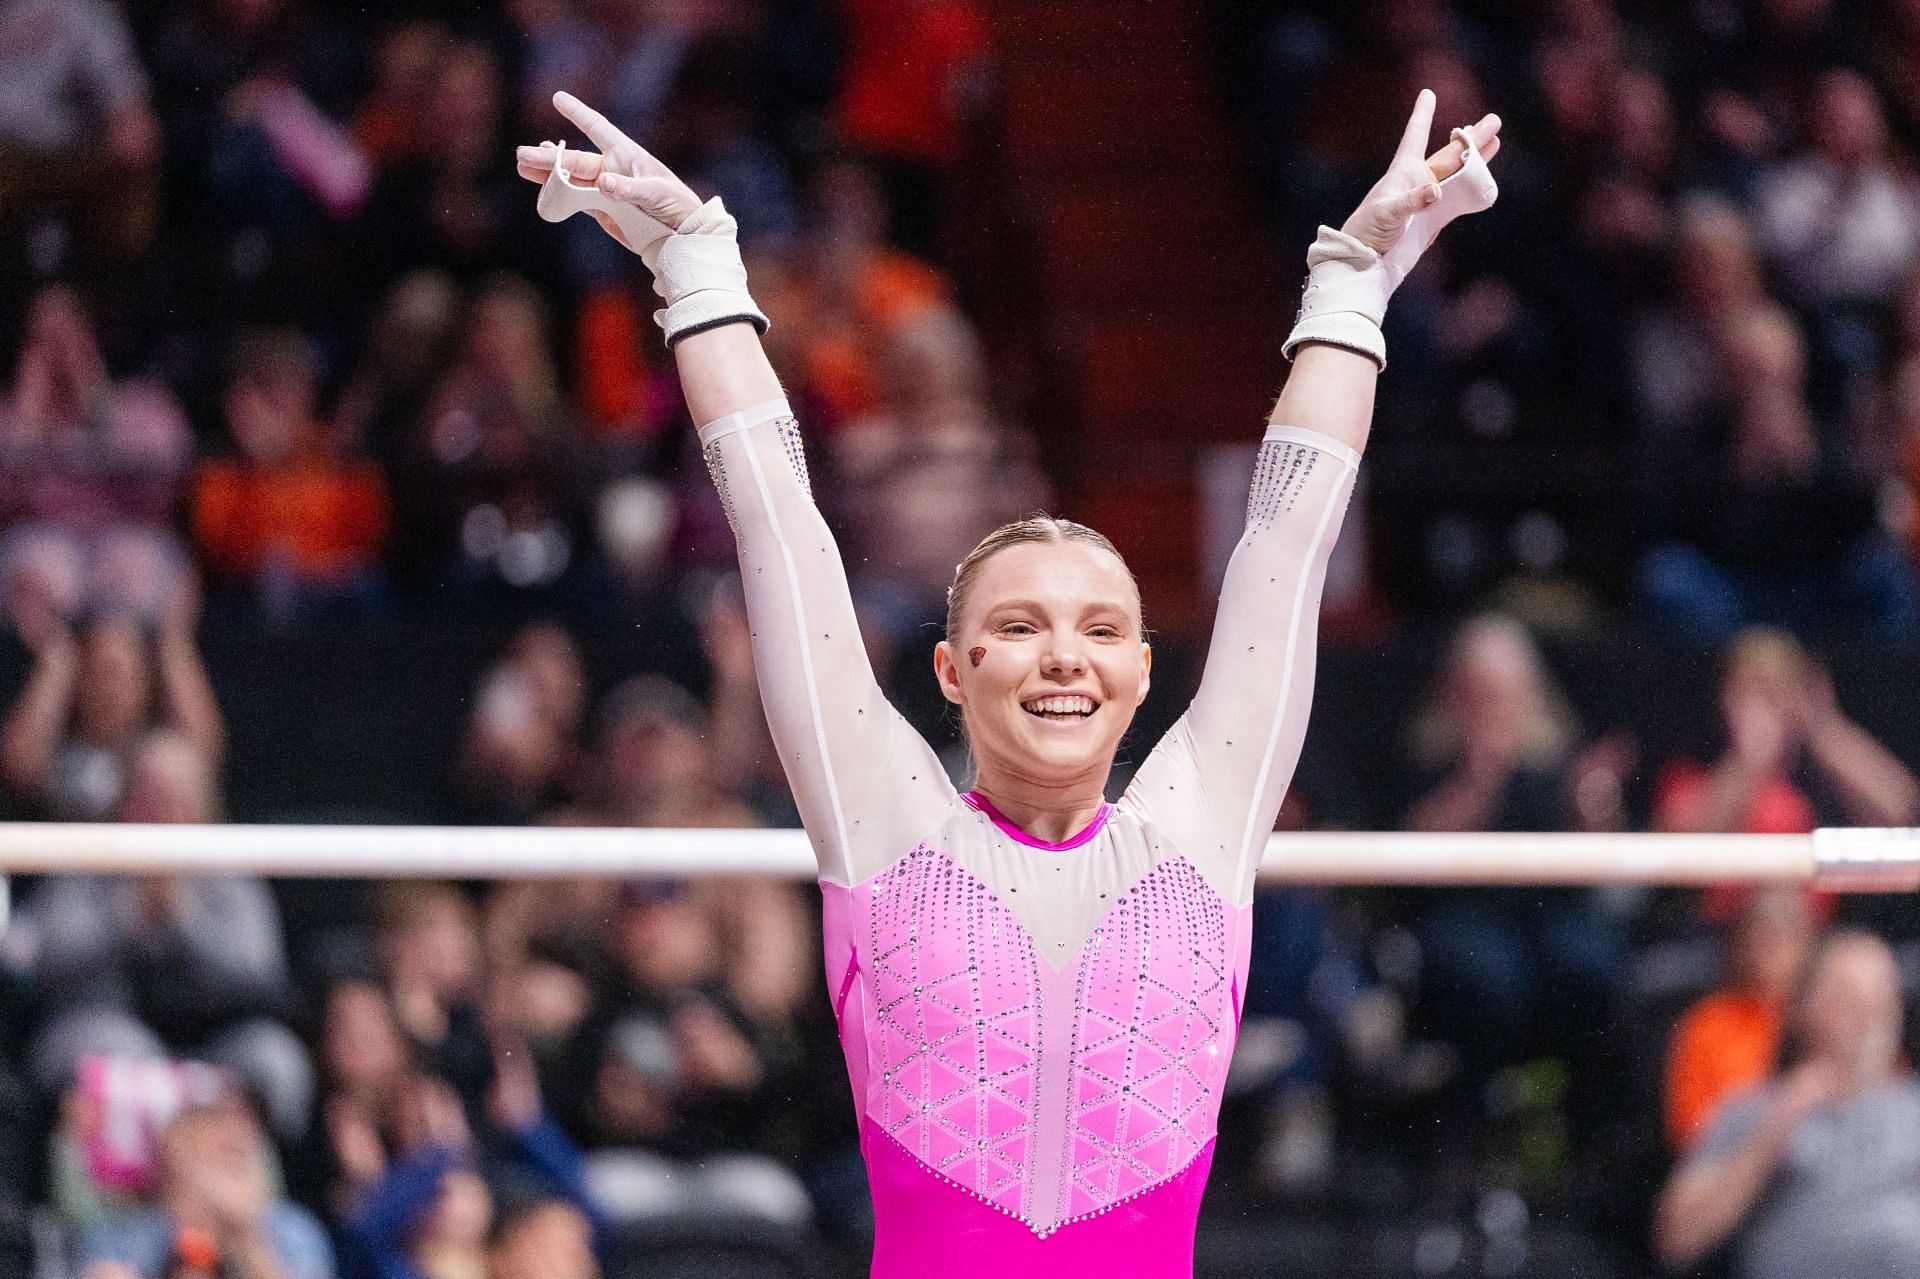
[969,647,986,668]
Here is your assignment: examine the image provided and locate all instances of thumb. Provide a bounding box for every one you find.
[1389,182,1442,221]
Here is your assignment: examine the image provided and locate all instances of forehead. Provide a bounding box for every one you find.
[966,541,1138,612]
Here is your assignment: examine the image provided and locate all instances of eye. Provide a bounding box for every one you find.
[1088,625,1122,639]
[997,622,1036,636]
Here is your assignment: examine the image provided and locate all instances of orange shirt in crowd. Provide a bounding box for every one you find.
[836,0,990,165]
[1654,760,1818,922]
[192,457,390,583]
[1665,991,1782,1149]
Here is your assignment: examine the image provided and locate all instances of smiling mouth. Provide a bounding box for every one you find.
[1022,694,1098,721]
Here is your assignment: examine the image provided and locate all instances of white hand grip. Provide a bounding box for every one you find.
[534,142,675,255]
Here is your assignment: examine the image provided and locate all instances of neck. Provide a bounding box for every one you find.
[970,770,1108,846]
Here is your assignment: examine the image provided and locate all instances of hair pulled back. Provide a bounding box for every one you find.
[944,515,1139,647]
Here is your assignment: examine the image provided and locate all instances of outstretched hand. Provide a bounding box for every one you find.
[515,91,703,250]
[1341,90,1502,257]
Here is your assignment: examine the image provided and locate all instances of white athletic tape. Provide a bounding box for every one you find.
[1284,126,1499,369]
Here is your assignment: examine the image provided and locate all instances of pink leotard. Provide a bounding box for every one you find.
[701,398,1358,1277]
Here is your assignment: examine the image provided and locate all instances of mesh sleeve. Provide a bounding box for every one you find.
[1124,425,1359,901]
[698,400,954,884]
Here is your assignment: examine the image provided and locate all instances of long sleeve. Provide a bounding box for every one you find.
[698,398,954,885]
[1123,425,1359,899]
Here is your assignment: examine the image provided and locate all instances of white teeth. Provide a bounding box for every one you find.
[1022,695,1095,716]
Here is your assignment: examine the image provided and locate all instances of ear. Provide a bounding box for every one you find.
[1135,642,1153,707]
[933,641,965,706]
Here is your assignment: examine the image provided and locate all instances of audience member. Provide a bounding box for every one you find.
[0,583,222,821]
[1397,616,1631,1141]
[77,1096,334,1279]
[1666,886,1819,1150]
[1637,305,1918,643]
[1656,931,1920,1277]
[14,732,310,1142]
[0,0,161,264]
[1654,628,1920,840]
[452,622,588,826]
[0,286,191,634]
[191,328,390,625]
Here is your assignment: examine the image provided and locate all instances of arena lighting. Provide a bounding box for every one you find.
[0,825,1911,889]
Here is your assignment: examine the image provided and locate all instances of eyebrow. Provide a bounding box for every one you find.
[987,599,1136,620]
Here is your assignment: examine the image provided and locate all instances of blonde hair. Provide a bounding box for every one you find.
[945,515,1138,646]
[1410,614,1577,769]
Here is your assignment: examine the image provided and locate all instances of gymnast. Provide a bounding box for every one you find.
[517,87,1500,1276]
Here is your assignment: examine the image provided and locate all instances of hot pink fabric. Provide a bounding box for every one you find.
[823,848,1249,1277]
[861,1115,1217,1273]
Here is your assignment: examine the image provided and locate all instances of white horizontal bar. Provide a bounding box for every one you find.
[0,823,1904,888]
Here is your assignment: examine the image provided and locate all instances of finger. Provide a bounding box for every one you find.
[1389,182,1442,222]
[1426,113,1502,180]
[553,90,636,155]
[1394,88,1438,166]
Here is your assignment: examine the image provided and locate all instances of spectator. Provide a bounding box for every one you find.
[0,286,192,634]
[1654,627,1920,840]
[1655,930,1920,1277]
[451,622,587,826]
[14,732,311,1143]
[1396,615,1631,1141]
[0,580,222,821]
[561,881,809,1228]
[77,1096,335,1279]
[0,0,161,263]
[354,42,543,293]
[191,328,391,625]
[1754,70,1920,312]
[587,678,757,830]
[374,885,490,1113]
[1629,199,1772,442]
[1637,304,1919,643]
[1666,886,1819,1150]
[386,277,597,608]
[349,1042,601,1279]
[306,979,414,1219]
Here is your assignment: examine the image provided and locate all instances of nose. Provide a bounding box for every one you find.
[1042,631,1088,679]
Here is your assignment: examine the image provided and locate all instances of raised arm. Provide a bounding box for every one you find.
[516,96,952,884]
[1128,93,1501,895]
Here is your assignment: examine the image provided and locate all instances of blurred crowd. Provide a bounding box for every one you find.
[5,0,1920,1276]
[1213,0,1920,637]
[0,0,1033,649]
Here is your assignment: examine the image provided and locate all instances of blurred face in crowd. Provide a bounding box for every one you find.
[614,886,718,991]
[937,540,1149,791]
[160,1101,272,1221]
[75,619,152,746]
[1675,204,1763,316]
[599,694,710,813]
[1441,617,1552,756]
[385,893,482,1001]
[492,1202,598,1279]
[1732,887,1816,1005]
[466,284,553,388]
[429,44,501,170]
[1816,70,1888,170]
[120,732,214,824]
[226,367,314,468]
[510,624,586,733]
[1798,933,1904,1082]
[323,981,411,1097]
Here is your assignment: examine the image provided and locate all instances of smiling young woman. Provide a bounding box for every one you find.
[518,88,1500,1278]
